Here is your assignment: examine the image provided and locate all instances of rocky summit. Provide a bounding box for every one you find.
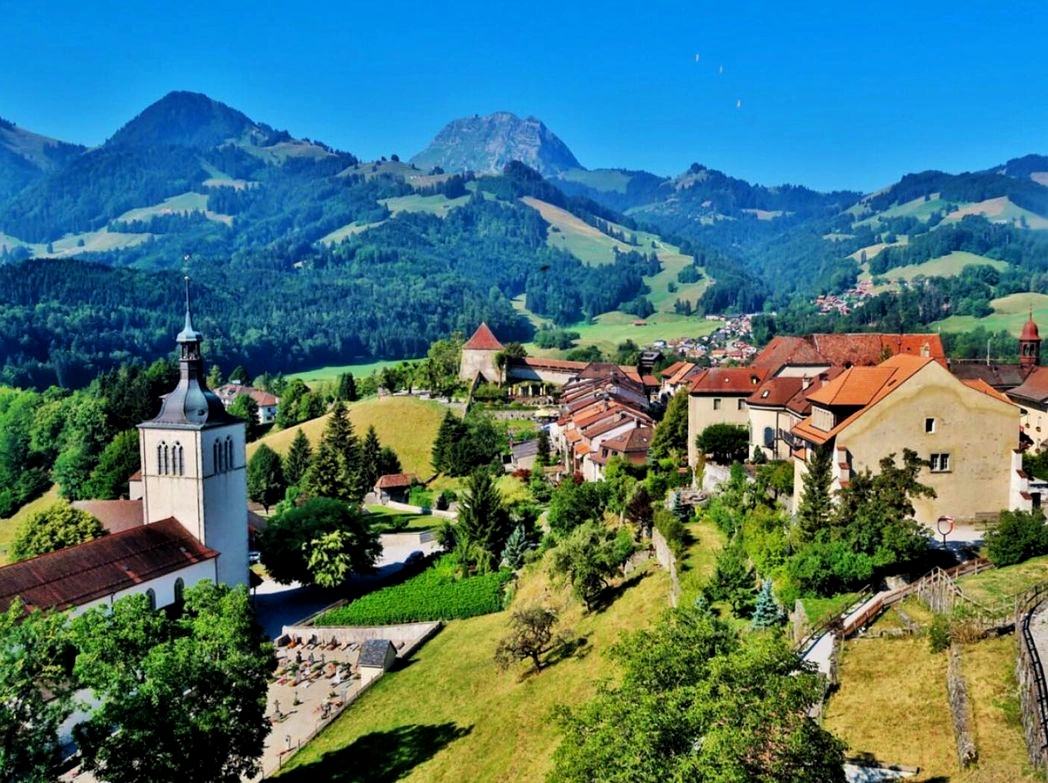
[410,111,582,176]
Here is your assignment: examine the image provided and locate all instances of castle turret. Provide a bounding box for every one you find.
[458,322,504,383]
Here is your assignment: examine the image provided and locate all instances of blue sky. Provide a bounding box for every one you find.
[3,1,1047,191]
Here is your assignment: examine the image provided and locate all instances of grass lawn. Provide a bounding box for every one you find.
[676,518,726,607]
[932,292,1048,336]
[799,591,862,629]
[275,561,670,782]
[379,194,470,217]
[364,506,439,532]
[524,311,718,361]
[957,555,1048,607]
[861,251,1007,292]
[248,396,449,478]
[825,633,1037,782]
[0,485,60,565]
[288,359,422,388]
[494,475,532,506]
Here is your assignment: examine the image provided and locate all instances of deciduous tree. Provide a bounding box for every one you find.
[247,443,286,512]
[494,605,559,673]
[695,423,749,465]
[11,501,105,561]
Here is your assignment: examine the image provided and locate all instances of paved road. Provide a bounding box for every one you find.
[253,533,441,639]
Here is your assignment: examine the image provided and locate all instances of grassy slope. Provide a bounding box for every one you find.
[826,633,1036,782]
[957,555,1048,607]
[380,194,470,217]
[859,250,1008,292]
[554,168,634,194]
[287,359,420,387]
[0,485,60,565]
[932,292,1048,335]
[247,396,447,478]
[276,562,670,783]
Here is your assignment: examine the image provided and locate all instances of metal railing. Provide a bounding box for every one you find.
[1017,584,1048,766]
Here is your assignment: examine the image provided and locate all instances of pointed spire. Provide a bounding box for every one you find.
[176,275,203,344]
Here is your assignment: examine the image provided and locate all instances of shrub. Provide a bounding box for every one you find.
[985,509,1048,567]
[653,508,686,560]
[928,614,951,653]
[316,554,512,625]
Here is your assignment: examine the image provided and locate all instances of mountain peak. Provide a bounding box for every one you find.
[410,112,582,176]
[105,91,282,150]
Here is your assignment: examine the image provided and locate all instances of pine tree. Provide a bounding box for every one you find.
[796,443,833,542]
[535,428,551,467]
[377,446,402,476]
[322,402,363,502]
[336,373,358,402]
[283,430,313,487]
[457,470,512,573]
[751,578,782,630]
[500,524,530,570]
[431,411,460,474]
[303,438,345,501]
[360,426,382,492]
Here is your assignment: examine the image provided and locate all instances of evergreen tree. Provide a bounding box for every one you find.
[431,410,461,474]
[535,428,551,467]
[751,578,782,629]
[457,469,513,573]
[82,430,140,500]
[282,429,312,487]
[335,373,358,402]
[377,446,402,476]
[500,523,530,570]
[303,438,346,501]
[360,425,382,491]
[796,443,833,542]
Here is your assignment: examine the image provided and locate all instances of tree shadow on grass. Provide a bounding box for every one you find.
[592,569,650,614]
[516,633,592,682]
[279,722,473,783]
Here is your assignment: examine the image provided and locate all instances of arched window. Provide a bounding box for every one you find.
[157,442,164,474]
[763,427,775,449]
[225,437,234,470]
[173,442,184,476]
[145,588,156,611]
[158,441,170,475]
[213,440,221,473]
[173,578,185,605]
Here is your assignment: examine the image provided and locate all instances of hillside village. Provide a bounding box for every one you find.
[4,15,1048,780]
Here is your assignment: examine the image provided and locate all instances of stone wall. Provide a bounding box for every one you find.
[947,644,978,769]
[651,528,680,607]
[280,621,443,662]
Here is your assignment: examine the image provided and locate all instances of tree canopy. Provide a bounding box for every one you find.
[11,501,106,561]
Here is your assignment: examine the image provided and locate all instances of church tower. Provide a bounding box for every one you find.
[1020,311,1041,369]
[137,280,248,588]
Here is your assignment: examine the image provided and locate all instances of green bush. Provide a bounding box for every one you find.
[928,614,951,653]
[985,509,1048,567]
[654,508,686,560]
[316,554,513,625]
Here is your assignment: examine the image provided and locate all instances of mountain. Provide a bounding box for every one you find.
[410,112,582,177]
[105,90,290,150]
[0,117,84,201]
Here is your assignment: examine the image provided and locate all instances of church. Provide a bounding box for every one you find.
[0,291,249,616]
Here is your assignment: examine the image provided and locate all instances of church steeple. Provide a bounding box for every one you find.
[150,277,236,427]
[1020,309,1041,369]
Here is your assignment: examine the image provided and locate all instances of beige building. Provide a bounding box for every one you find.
[791,354,1027,526]
[687,367,767,467]
[458,322,504,383]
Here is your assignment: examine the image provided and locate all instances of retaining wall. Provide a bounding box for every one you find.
[651,528,680,607]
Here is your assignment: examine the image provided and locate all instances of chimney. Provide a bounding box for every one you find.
[801,375,811,390]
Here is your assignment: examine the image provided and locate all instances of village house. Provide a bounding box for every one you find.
[0,295,250,616]
[214,382,280,424]
[790,354,1030,525]
[686,367,768,468]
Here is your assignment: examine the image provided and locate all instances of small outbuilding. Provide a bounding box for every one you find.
[374,473,418,504]
[357,638,397,685]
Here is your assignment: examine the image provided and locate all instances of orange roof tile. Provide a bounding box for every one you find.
[463,323,504,351]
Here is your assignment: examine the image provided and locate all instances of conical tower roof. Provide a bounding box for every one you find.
[464,322,504,351]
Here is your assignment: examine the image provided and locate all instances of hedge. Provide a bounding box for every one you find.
[317,555,513,625]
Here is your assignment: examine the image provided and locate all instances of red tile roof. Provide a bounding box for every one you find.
[746,377,805,408]
[0,518,218,613]
[463,323,504,351]
[659,360,692,380]
[518,357,588,372]
[751,333,945,375]
[71,500,144,534]
[375,473,418,489]
[1007,366,1048,404]
[690,367,768,395]
[601,426,654,454]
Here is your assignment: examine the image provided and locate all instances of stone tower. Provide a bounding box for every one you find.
[137,280,248,588]
[1020,311,1041,369]
[458,322,505,383]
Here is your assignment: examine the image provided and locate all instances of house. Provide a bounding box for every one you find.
[751,332,946,376]
[789,354,1027,525]
[507,439,540,472]
[745,370,843,461]
[686,367,768,468]
[0,293,249,614]
[458,323,504,384]
[374,473,418,504]
[214,383,280,424]
[587,425,654,480]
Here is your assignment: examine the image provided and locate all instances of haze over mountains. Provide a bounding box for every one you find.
[0,90,1047,388]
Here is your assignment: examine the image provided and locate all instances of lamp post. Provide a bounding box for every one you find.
[936,515,955,550]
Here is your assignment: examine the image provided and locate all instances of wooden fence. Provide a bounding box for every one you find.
[1016,584,1048,777]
